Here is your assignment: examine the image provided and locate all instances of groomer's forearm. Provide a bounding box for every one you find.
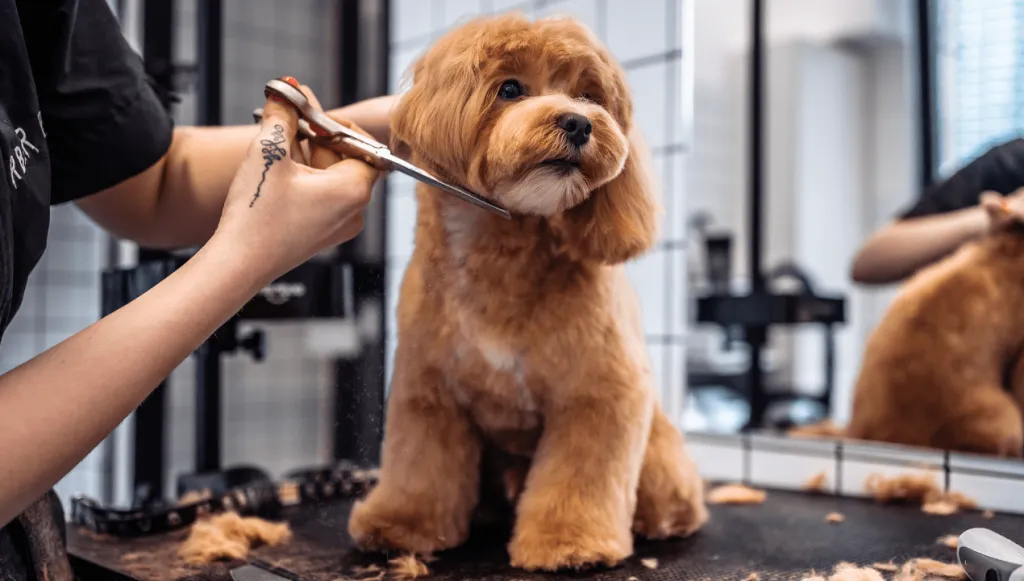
[328,95,395,146]
[849,205,988,285]
[0,236,268,526]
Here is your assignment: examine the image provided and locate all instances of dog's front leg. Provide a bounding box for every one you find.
[348,361,482,555]
[508,384,652,571]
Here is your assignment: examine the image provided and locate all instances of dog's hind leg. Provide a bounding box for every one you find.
[931,385,1024,458]
[632,405,708,540]
[348,350,482,555]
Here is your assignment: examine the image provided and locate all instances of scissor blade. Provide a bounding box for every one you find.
[383,153,512,220]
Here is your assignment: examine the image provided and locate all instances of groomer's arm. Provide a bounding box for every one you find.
[850,138,1024,285]
[0,96,378,527]
[849,206,988,284]
[76,93,398,250]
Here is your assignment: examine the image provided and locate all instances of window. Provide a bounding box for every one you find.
[934,0,1024,176]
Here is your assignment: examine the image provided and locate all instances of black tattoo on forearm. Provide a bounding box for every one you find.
[250,124,287,207]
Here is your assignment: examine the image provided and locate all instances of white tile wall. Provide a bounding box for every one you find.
[687,431,1024,516]
[685,432,745,482]
[749,433,838,493]
[838,441,945,499]
[534,0,599,34]
[606,1,669,63]
[948,453,1024,513]
[385,0,692,420]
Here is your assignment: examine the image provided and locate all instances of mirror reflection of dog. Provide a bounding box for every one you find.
[347,13,708,572]
[847,213,1024,458]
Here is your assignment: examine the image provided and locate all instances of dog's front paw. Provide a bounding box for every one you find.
[348,496,466,555]
[508,526,632,571]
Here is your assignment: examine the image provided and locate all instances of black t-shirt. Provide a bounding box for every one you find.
[0,0,173,578]
[898,137,1024,220]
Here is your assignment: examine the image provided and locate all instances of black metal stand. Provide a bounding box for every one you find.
[194,318,265,473]
[196,0,222,126]
[746,0,768,428]
[191,0,226,475]
[330,0,390,465]
[194,342,221,473]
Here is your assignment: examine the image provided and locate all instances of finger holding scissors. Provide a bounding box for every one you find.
[253,78,512,220]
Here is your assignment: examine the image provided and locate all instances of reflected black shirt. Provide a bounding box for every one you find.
[0,0,173,578]
[898,137,1024,219]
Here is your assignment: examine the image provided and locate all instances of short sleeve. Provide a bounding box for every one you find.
[24,0,174,205]
[897,137,1024,220]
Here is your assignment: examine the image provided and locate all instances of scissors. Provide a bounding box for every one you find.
[252,78,511,220]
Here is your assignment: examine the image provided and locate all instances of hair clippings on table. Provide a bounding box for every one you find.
[253,77,512,220]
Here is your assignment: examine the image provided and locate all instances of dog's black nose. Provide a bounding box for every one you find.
[557,113,592,147]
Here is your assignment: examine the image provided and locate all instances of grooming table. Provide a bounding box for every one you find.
[67,489,1024,581]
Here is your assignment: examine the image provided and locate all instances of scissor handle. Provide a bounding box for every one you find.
[264,79,387,149]
[253,82,392,171]
[257,78,512,220]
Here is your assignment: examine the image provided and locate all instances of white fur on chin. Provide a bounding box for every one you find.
[494,166,592,216]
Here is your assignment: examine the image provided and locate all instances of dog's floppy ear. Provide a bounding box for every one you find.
[559,126,661,265]
[387,27,484,171]
[388,57,427,162]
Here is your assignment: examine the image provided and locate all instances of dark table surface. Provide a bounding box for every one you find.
[67,489,1024,581]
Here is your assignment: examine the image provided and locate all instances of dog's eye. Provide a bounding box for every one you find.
[497,80,524,100]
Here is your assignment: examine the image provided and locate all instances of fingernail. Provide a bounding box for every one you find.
[281,76,300,88]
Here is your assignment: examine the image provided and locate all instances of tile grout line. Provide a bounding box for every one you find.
[835,440,843,496]
[691,429,1024,514]
[943,450,950,493]
[741,432,751,485]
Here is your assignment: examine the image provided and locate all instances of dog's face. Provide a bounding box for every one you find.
[391,14,634,216]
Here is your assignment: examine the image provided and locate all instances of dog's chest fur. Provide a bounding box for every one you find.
[431,209,575,457]
[447,312,543,457]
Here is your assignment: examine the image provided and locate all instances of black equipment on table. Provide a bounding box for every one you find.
[70,461,378,538]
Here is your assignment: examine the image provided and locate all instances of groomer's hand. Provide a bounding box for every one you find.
[211,79,381,285]
[981,187,1024,233]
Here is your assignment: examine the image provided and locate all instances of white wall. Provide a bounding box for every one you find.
[686,0,919,424]
[386,0,693,423]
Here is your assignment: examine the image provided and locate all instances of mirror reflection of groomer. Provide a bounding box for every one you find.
[851,137,1024,284]
[1,0,396,578]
